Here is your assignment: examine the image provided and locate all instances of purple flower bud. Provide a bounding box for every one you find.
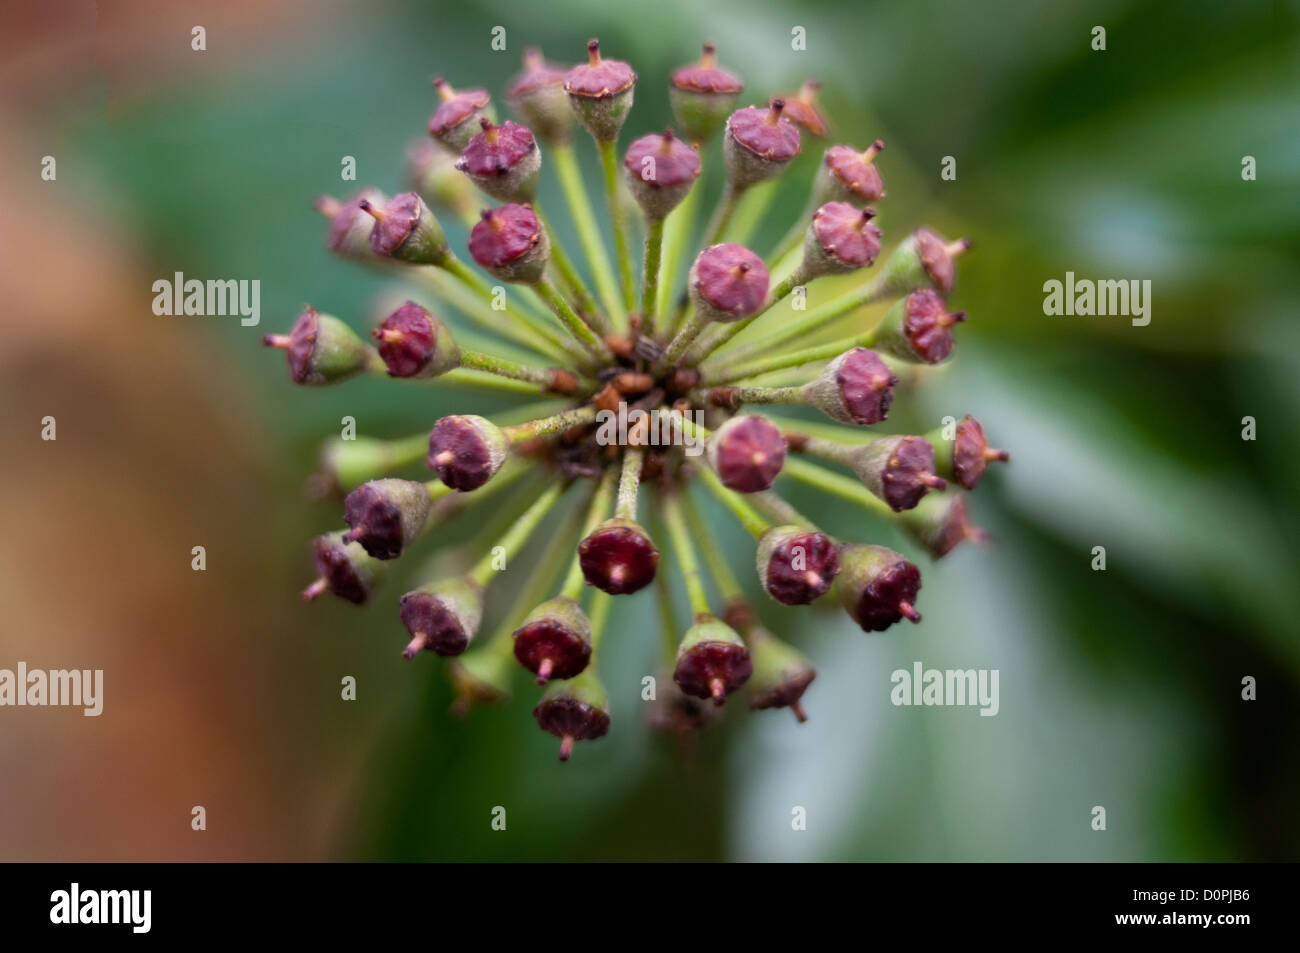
[262,306,375,386]
[799,347,897,424]
[817,141,885,206]
[343,478,432,560]
[361,191,450,265]
[833,544,922,632]
[688,243,769,322]
[399,576,484,658]
[507,47,574,145]
[805,201,881,275]
[623,129,701,219]
[578,518,660,594]
[931,415,1010,490]
[427,414,509,491]
[879,227,971,297]
[849,434,947,511]
[673,618,752,705]
[429,78,494,152]
[874,288,966,364]
[724,100,801,189]
[776,80,829,138]
[707,414,786,492]
[317,188,387,260]
[533,669,610,761]
[725,604,816,722]
[467,203,549,284]
[898,491,988,559]
[372,300,460,379]
[756,525,840,605]
[512,596,592,684]
[564,39,636,141]
[669,43,743,143]
[456,119,541,203]
[303,531,387,605]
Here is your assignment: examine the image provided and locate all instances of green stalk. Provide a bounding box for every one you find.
[458,349,582,391]
[597,138,637,319]
[780,455,892,517]
[535,204,604,331]
[587,589,613,654]
[653,544,680,664]
[412,265,566,361]
[439,367,560,395]
[714,269,892,367]
[533,276,609,358]
[661,489,712,618]
[704,326,876,385]
[683,491,744,605]
[468,482,567,588]
[438,255,577,358]
[640,216,666,337]
[560,469,616,600]
[657,181,700,333]
[615,446,645,520]
[694,464,770,539]
[552,142,624,324]
[503,405,598,443]
[654,310,710,374]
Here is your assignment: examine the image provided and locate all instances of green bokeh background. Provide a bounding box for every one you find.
[29,0,1300,860]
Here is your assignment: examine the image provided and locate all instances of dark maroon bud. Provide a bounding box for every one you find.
[578,518,660,594]
[707,414,786,492]
[342,478,432,560]
[799,347,897,424]
[689,243,770,322]
[564,39,636,141]
[429,77,494,152]
[850,434,946,511]
[669,43,743,144]
[262,306,377,386]
[777,80,829,137]
[512,596,592,684]
[874,288,966,364]
[817,141,885,206]
[898,491,988,558]
[317,188,387,260]
[724,100,801,188]
[928,415,1010,489]
[726,605,816,722]
[371,300,460,379]
[467,203,549,284]
[673,618,752,705]
[303,531,387,605]
[833,544,922,632]
[533,670,610,761]
[506,47,574,144]
[880,227,971,297]
[624,129,702,219]
[399,576,484,658]
[456,119,541,203]
[756,525,840,605]
[427,414,509,491]
[806,201,881,274]
[361,191,450,265]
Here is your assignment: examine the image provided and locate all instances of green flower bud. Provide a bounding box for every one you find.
[262,306,378,386]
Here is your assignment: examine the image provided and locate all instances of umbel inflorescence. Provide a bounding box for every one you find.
[265,39,1008,761]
